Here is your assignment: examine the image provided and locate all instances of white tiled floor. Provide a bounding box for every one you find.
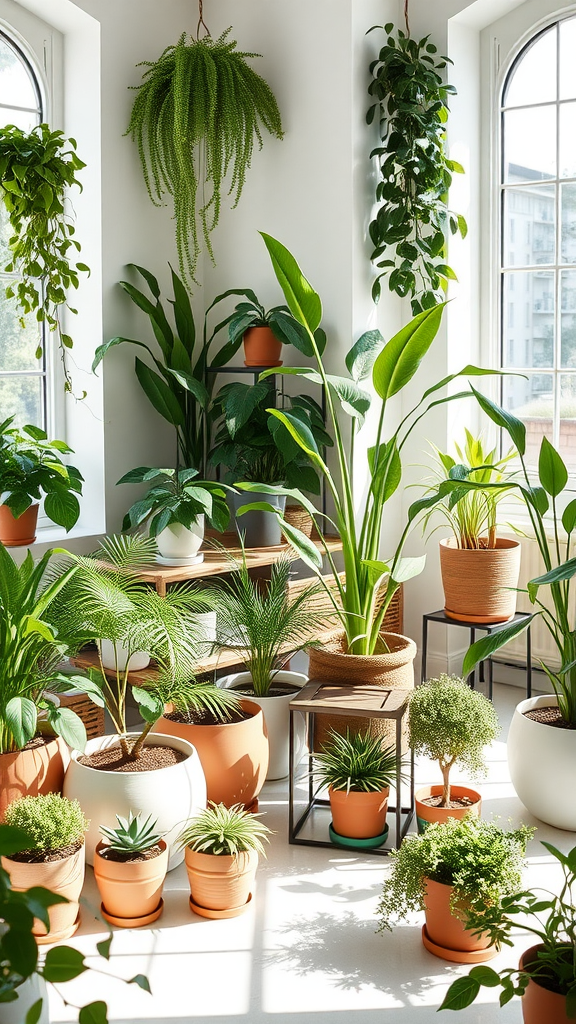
[48,684,575,1024]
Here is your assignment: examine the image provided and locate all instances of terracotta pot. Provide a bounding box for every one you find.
[185,846,258,913]
[243,326,282,367]
[423,878,495,963]
[520,944,571,1024]
[415,784,482,833]
[329,787,389,839]
[308,631,417,748]
[439,537,521,624]
[94,839,169,926]
[0,736,67,819]
[0,503,39,546]
[2,842,85,944]
[153,699,269,809]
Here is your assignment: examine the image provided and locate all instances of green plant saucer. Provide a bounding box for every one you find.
[328,822,389,850]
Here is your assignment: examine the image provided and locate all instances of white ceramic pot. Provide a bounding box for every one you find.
[219,670,307,780]
[63,732,207,870]
[156,515,204,560]
[0,975,49,1024]
[99,639,151,672]
[507,695,576,831]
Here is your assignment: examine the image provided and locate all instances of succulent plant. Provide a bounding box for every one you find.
[99,812,163,856]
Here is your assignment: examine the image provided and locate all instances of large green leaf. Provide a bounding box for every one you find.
[47,706,87,752]
[92,336,151,374]
[260,233,322,333]
[563,498,576,534]
[438,975,481,1011]
[266,410,327,475]
[42,946,87,983]
[269,311,314,356]
[470,385,526,456]
[0,824,33,857]
[391,555,426,584]
[2,926,38,979]
[538,436,568,497]
[462,616,534,676]
[529,557,576,591]
[44,488,80,531]
[169,264,195,356]
[372,303,446,401]
[345,330,384,381]
[164,368,209,409]
[5,697,37,748]
[78,1002,108,1024]
[326,376,371,423]
[134,358,184,426]
[222,381,270,438]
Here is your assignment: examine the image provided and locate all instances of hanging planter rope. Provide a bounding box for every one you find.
[126,13,284,286]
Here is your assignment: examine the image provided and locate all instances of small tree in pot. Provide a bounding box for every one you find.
[408,674,498,830]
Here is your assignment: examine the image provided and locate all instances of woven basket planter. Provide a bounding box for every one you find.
[439,537,521,624]
[284,504,314,538]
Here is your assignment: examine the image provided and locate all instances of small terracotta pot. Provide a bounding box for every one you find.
[329,787,389,839]
[439,537,521,624]
[94,839,169,927]
[0,503,39,547]
[153,700,269,809]
[2,842,85,943]
[415,784,482,833]
[520,944,571,1024]
[185,846,258,913]
[243,326,282,367]
[0,737,67,819]
[423,878,495,963]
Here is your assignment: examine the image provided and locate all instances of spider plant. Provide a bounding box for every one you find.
[177,802,272,857]
[99,813,163,857]
[313,729,400,793]
[207,552,322,697]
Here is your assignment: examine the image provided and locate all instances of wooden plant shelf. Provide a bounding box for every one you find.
[72,645,248,683]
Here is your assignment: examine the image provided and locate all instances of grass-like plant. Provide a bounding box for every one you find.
[376,816,533,934]
[99,813,163,857]
[177,802,272,857]
[408,674,499,806]
[127,29,283,285]
[3,794,88,853]
[208,553,321,697]
[313,729,399,793]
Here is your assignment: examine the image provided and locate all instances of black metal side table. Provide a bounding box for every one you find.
[421,609,533,699]
[288,681,415,855]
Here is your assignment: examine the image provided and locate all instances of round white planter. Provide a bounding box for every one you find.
[63,732,207,869]
[99,639,151,672]
[156,515,204,561]
[507,695,576,831]
[219,670,307,780]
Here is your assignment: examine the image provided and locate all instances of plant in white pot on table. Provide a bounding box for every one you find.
[408,674,499,832]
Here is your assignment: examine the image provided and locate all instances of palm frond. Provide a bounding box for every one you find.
[96,532,158,569]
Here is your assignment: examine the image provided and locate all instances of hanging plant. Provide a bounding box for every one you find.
[366,22,467,313]
[127,22,284,287]
[0,123,89,394]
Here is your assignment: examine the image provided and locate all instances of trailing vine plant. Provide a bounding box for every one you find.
[0,123,89,395]
[366,16,467,313]
[126,7,284,287]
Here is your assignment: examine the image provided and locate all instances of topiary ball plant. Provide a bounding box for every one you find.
[3,793,89,856]
[408,674,498,806]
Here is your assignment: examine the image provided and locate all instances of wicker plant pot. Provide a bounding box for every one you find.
[284,504,314,538]
[439,537,521,624]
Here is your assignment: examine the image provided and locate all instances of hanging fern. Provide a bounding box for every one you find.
[127,29,284,286]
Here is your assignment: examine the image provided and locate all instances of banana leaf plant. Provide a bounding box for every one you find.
[237,234,502,656]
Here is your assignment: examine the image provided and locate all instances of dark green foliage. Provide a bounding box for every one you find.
[366,26,466,312]
[0,416,83,530]
[118,465,231,535]
[313,729,400,793]
[127,30,283,285]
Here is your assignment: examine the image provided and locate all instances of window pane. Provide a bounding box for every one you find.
[0,287,42,372]
[503,185,555,267]
[502,271,554,367]
[503,374,553,467]
[504,107,556,182]
[560,17,576,100]
[561,183,576,263]
[0,37,38,110]
[560,102,576,178]
[560,374,576,471]
[504,26,557,107]
[561,270,576,367]
[0,375,43,426]
[0,107,38,132]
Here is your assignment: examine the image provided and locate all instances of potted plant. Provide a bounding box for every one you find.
[177,802,272,919]
[207,289,326,369]
[209,553,320,779]
[0,417,84,544]
[458,396,576,830]
[421,431,520,623]
[312,729,399,849]
[94,812,168,928]
[439,840,575,1023]
[0,543,89,818]
[408,674,499,831]
[118,465,232,563]
[376,816,533,964]
[1,793,88,943]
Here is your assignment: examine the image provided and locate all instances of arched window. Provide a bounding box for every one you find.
[500,16,576,472]
[0,28,46,429]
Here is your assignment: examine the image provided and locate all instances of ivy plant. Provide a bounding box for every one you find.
[366,25,466,312]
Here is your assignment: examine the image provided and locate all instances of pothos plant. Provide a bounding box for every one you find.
[366,24,466,312]
[0,123,89,394]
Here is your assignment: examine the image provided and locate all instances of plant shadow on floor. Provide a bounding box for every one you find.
[277,879,381,903]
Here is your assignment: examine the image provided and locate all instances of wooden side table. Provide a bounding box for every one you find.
[288,681,414,855]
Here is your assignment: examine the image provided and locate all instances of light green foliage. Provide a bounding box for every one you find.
[94,532,158,569]
[3,794,88,852]
[408,674,498,804]
[313,729,400,793]
[167,679,241,724]
[0,416,83,529]
[127,30,283,286]
[178,802,272,857]
[376,815,533,934]
[100,813,162,855]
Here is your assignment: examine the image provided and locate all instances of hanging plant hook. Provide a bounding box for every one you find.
[197,0,210,39]
[404,0,410,37]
